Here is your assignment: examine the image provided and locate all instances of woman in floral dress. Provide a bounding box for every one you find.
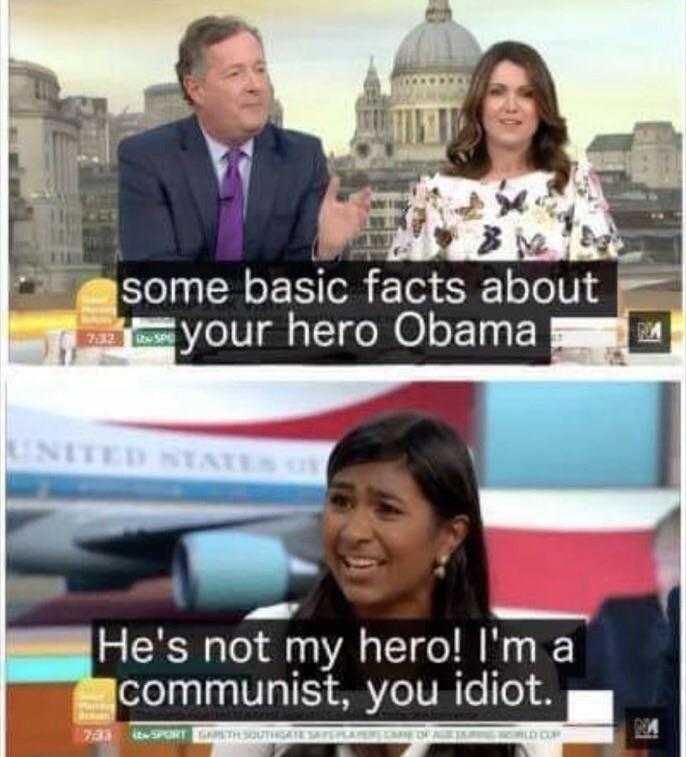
[389,41,622,263]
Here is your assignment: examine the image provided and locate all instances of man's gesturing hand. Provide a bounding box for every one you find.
[316,176,372,260]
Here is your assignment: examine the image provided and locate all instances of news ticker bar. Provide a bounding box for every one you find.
[74,691,614,744]
[124,690,614,744]
[128,723,611,745]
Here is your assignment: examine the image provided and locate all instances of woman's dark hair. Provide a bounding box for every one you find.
[290,413,514,757]
[446,40,571,193]
[295,412,490,621]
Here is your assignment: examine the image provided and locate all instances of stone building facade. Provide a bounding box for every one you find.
[588,122,682,190]
[348,0,479,171]
[79,165,119,271]
[144,83,192,129]
[587,122,682,262]
[62,96,110,166]
[389,0,480,164]
[349,58,393,171]
[336,0,481,259]
[630,122,682,189]
[108,110,146,167]
[9,126,37,290]
[9,59,99,292]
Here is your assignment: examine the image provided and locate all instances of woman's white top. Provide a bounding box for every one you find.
[388,162,622,262]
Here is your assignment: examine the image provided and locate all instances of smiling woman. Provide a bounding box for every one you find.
[389,41,623,262]
[212,413,561,757]
[323,457,464,619]
[302,412,486,621]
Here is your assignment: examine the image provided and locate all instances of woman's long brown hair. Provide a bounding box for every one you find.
[446,40,571,192]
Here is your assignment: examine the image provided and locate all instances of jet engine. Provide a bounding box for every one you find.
[172,529,319,612]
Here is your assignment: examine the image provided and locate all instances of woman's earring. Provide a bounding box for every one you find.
[434,555,448,580]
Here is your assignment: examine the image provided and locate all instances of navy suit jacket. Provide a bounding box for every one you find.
[118,116,328,262]
[580,595,669,723]
[652,587,680,757]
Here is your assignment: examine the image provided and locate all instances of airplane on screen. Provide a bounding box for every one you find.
[8,380,469,613]
[6,379,678,618]
[6,404,330,612]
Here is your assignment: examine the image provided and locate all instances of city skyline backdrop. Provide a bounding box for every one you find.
[10,0,684,157]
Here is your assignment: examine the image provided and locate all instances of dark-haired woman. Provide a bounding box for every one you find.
[213,413,560,757]
[389,41,622,262]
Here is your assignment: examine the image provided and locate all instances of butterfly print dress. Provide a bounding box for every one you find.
[389,161,623,262]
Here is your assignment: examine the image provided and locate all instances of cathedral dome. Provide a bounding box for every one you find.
[392,0,481,78]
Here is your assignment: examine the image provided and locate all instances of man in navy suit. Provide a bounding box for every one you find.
[581,507,680,728]
[652,586,679,757]
[119,16,369,262]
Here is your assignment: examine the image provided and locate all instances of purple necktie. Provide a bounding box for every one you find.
[215,148,244,261]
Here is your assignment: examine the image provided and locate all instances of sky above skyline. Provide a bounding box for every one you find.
[10,0,684,157]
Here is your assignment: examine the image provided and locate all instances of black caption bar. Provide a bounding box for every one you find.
[93,619,586,723]
[117,261,617,365]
